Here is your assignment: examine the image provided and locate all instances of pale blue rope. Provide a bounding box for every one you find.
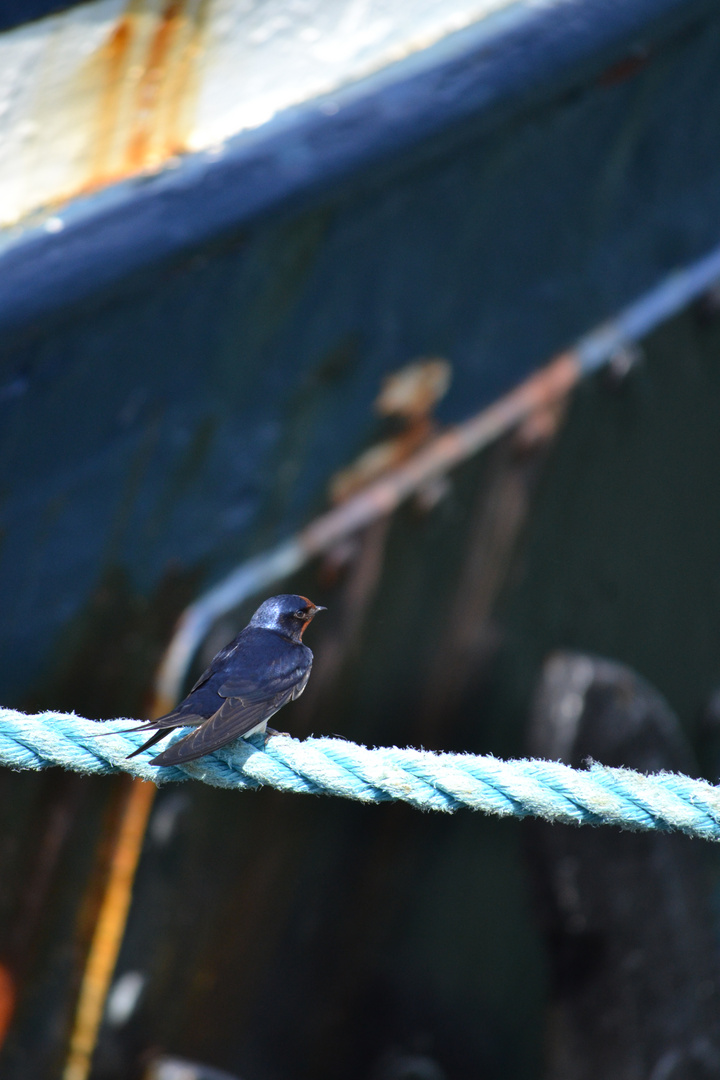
[2,708,720,840]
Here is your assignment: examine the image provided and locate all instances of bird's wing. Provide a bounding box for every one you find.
[186,638,240,695]
[291,665,312,700]
[149,691,293,767]
[217,648,311,704]
[188,631,311,700]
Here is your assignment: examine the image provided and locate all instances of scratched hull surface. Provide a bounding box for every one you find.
[1,2,720,1078]
[0,6,720,708]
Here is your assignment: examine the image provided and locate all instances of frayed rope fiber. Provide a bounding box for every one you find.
[2,708,720,840]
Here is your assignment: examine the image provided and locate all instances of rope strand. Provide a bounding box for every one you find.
[2,708,720,841]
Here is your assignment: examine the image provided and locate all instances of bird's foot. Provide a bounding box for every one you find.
[264,726,290,741]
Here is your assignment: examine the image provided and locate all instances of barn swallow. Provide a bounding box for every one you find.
[127,595,325,767]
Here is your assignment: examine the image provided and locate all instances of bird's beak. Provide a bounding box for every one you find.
[309,605,326,617]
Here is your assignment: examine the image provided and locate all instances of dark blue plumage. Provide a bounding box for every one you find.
[129,594,325,766]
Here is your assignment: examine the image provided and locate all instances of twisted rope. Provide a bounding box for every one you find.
[2,708,720,840]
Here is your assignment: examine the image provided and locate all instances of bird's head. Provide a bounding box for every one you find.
[250,594,326,642]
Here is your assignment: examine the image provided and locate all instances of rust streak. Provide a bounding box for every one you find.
[86,12,136,188]
[157,0,210,163]
[0,963,15,1049]
[599,50,652,86]
[125,1,184,171]
[329,358,451,503]
[301,352,580,556]
[79,0,208,197]
[63,778,157,1080]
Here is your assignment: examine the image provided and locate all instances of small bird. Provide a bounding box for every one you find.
[128,594,325,767]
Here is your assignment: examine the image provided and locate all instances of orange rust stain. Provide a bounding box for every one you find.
[63,778,156,1080]
[375,358,451,421]
[329,358,452,503]
[125,1,184,170]
[106,18,134,87]
[329,423,433,503]
[87,13,136,188]
[62,632,199,1080]
[0,962,16,1049]
[79,0,209,196]
[598,49,652,86]
[152,2,207,164]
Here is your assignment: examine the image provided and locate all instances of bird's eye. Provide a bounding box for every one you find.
[294,610,307,620]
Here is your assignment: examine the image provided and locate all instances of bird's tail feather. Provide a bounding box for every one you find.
[127,728,170,758]
[83,709,200,740]
[83,720,163,738]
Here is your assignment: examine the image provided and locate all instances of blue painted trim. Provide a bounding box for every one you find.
[0,0,715,339]
[0,1,81,34]
[576,242,720,372]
